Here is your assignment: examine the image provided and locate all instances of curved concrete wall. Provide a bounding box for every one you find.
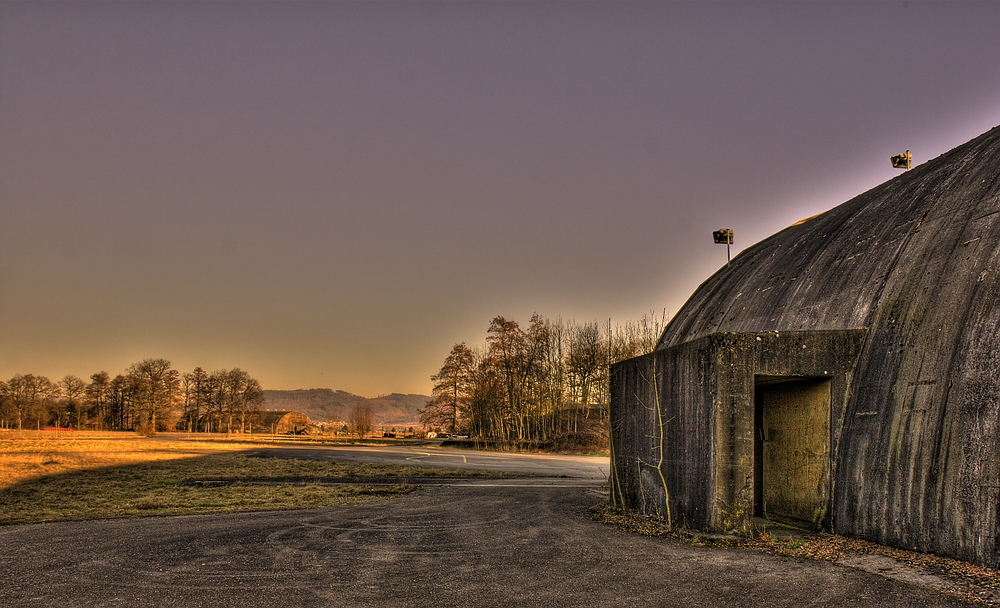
[630,125,1000,566]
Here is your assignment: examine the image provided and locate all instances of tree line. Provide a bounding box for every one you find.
[419,312,666,448]
[0,358,263,434]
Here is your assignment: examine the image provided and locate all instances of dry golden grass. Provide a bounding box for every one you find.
[0,431,497,524]
[0,432,269,486]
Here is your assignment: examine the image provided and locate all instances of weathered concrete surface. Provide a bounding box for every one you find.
[612,330,865,534]
[616,124,1000,567]
[0,484,971,607]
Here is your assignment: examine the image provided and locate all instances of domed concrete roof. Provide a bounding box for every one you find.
[661,124,1000,350]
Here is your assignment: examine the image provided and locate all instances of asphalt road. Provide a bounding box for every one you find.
[251,444,610,481]
[0,445,970,607]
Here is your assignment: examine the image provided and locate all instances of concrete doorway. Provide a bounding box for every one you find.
[754,376,831,529]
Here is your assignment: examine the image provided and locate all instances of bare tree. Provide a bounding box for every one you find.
[107,374,134,430]
[485,316,527,444]
[204,370,229,433]
[181,367,209,432]
[126,359,180,433]
[226,368,263,433]
[5,374,31,430]
[194,368,264,433]
[348,401,374,438]
[6,374,57,430]
[47,384,70,428]
[567,322,604,423]
[420,343,475,435]
[59,375,87,430]
[86,372,111,429]
[610,309,668,363]
[540,318,567,439]
[0,380,11,429]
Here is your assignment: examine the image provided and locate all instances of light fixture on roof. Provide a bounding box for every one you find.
[891,150,912,170]
[713,228,734,265]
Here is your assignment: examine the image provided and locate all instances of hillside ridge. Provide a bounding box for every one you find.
[263,388,428,426]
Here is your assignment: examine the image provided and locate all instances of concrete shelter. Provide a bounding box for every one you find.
[611,124,1000,567]
[254,410,313,434]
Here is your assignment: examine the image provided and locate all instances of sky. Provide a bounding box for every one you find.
[2,1,999,397]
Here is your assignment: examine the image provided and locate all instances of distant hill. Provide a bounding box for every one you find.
[262,389,429,426]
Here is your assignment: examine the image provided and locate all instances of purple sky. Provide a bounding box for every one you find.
[2,1,999,396]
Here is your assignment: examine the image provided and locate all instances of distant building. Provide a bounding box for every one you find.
[253,410,313,434]
[612,124,1000,568]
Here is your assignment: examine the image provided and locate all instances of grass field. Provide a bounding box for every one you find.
[0,431,495,524]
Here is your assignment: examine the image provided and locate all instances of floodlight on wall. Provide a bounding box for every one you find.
[713,228,734,265]
[891,150,912,170]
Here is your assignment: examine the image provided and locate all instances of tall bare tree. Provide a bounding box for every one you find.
[226,368,263,433]
[348,401,374,438]
[0,380,11,429]
[203,370,228,432]
[567,322,604,423]
[6,374,57,430]
[59,375,87,430]
[126,359,180,433]
[86,372,111,429]
[107,374,134,430]
[181,367,209,432]
[420,343,475,434]
[485,316,527,443]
